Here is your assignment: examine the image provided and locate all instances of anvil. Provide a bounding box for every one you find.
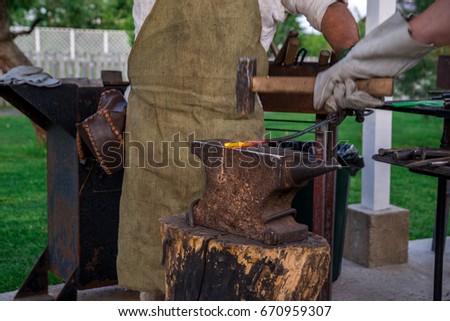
[188,140,340,245]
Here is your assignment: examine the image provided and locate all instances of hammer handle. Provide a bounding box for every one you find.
[252,76,394,97]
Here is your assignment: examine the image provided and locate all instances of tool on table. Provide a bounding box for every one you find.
[236,57,395,115]
[427,160,450,168]
[429,90,450,100]
[377,147,450,168]
[273,30,300,66]
[407,156,450,168]
[317,50,331,69]
[378,147,415,156]
[270,41,279,57]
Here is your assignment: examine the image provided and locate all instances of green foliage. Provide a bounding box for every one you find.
[395,47,450,99]
[393,0,449,99]
[7,0,133,33]
[272,14,330,59]
[398,0,433,13]
[272,14,301,47]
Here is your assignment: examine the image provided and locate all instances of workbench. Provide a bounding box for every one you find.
[0,80,126,300]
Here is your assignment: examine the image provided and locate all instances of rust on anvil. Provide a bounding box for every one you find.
[189,140,340,245]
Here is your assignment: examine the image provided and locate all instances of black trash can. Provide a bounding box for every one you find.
[292,143,364,281]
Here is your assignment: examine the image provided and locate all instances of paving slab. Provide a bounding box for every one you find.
[332,237,450,301]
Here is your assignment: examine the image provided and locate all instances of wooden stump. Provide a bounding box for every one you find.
[160,215,330,301]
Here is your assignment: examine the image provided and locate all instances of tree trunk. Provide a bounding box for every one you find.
[161,215,330,301]
[0,0,47,145]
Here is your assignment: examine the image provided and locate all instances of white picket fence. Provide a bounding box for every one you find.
[16,26,132,80]
[24,51,130,80]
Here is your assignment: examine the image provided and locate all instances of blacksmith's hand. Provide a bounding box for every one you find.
[258,0,339,51]
[314,11,433,112]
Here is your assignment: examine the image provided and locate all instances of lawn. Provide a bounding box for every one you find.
[0,115,49,293]
[0,111,448,293]
[265,111,446,240]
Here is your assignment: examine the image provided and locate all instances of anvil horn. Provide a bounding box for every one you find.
[290,162,341,185]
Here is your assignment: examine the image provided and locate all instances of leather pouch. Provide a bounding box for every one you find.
[76,89,127,174]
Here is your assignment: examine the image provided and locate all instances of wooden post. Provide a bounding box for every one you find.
[161,215,330,301]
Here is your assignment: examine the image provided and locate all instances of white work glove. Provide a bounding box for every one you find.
[258,0,340,51]
[314,11,434,113]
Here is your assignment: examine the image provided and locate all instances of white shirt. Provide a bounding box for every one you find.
[132,0,347,51]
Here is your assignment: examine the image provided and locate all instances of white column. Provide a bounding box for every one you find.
[361,0,396,211]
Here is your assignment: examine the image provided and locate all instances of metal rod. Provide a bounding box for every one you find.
[264,119,315,124]
[267,116,336,142]
[433,177,447,301]
[264,128,316,134]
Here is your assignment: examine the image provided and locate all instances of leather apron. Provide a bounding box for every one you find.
[117,0,268,293]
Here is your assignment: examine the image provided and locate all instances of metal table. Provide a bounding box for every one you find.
[0,80,126,300]
[374,100,450,301]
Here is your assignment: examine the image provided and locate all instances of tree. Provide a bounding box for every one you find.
[1,0,134,144]
[0,0,35,71]
[8,0,134,39]
[1,0,46,144]
[3,1,134,69]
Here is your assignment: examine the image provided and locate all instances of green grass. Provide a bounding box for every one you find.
[0,116,52,293]
[0,111,448,293]
[265,111,449,241]
[342,113,445,240]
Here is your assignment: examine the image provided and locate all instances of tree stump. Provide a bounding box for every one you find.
[160,215,330,301]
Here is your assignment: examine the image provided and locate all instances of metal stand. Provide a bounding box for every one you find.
[374,99,450,301]
[0,81,126,300]
[434,178,448,300]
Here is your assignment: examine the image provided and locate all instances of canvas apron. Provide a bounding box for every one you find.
[117,0,268,292]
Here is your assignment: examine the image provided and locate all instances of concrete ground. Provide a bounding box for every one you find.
[1,237,449,301]
[332,236,450,301]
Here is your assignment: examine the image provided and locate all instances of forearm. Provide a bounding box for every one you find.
[321,1,359,53]
[409,0,450,47]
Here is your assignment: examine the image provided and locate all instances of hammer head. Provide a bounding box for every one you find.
[236,57,256,115]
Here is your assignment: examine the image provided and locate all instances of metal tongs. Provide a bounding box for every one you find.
[224,109,373,148]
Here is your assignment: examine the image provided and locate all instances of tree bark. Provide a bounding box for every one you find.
[161,215,330,301]
[0,0,46,144]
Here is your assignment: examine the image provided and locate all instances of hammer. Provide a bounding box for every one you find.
[236,57,395,115]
